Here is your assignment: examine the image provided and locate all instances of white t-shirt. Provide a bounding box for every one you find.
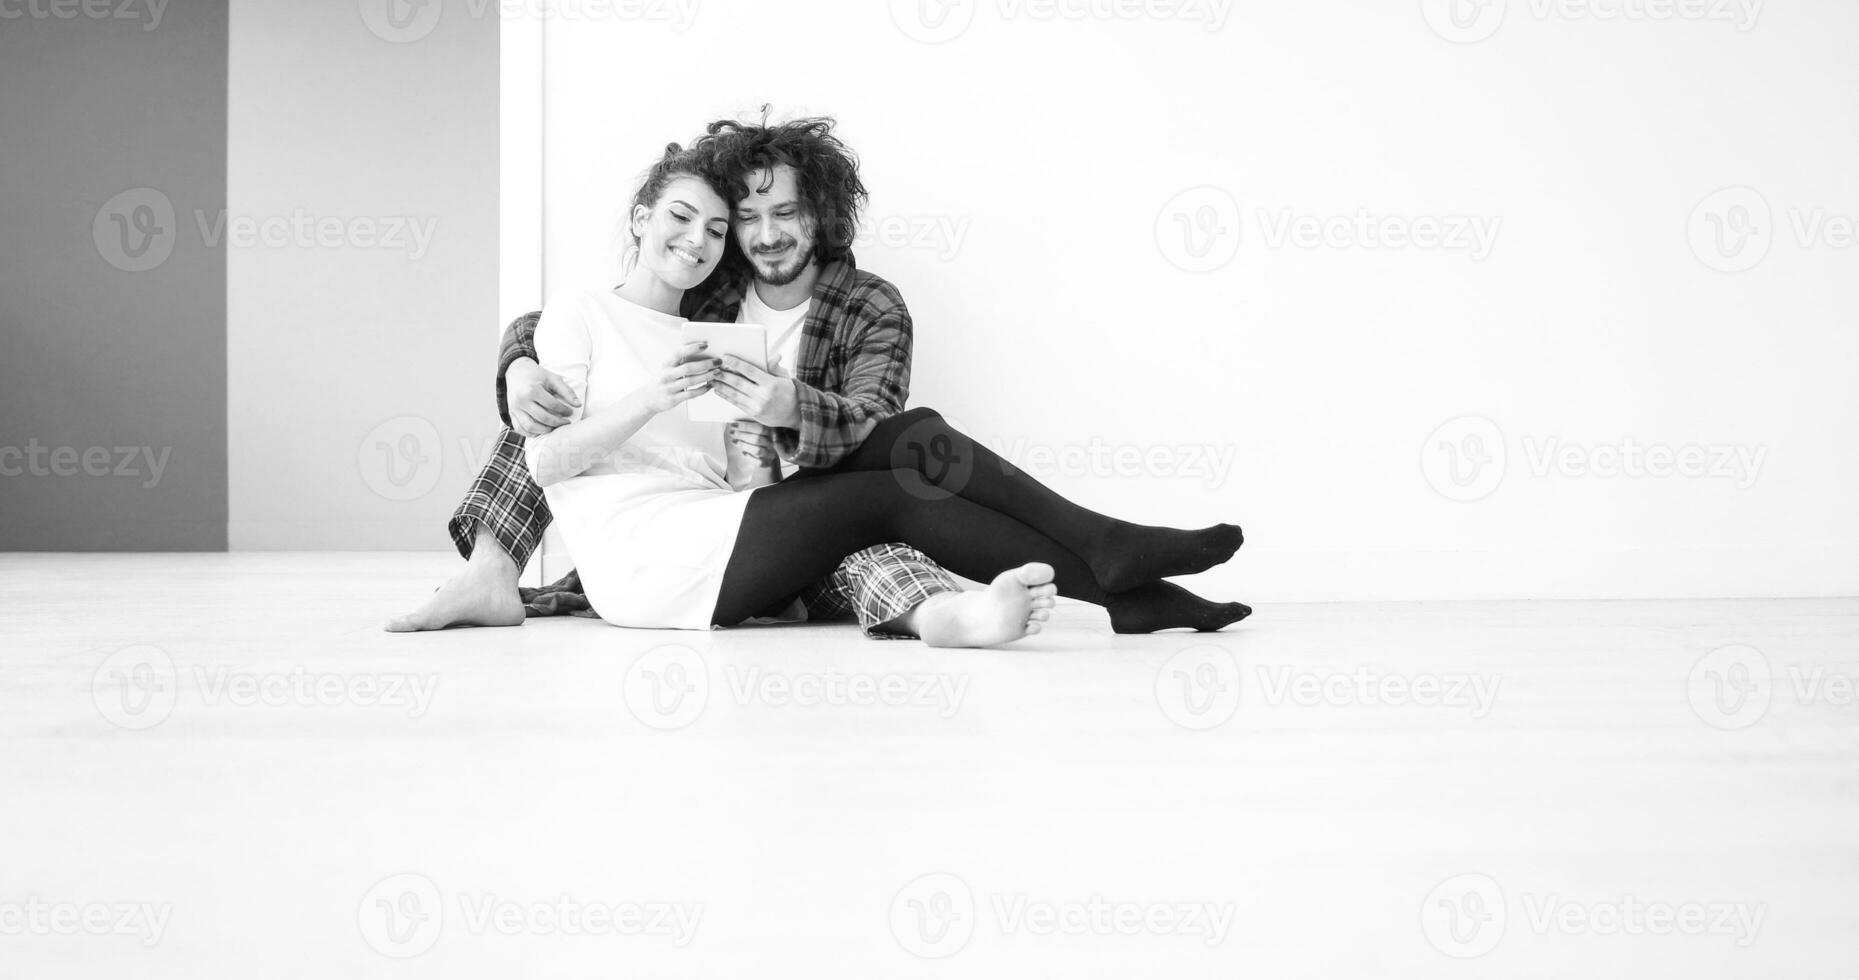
[737,284,810,378]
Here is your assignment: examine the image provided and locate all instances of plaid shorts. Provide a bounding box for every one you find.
[794,542,962,639]
[450,429,961,637]
[449,427,550,570]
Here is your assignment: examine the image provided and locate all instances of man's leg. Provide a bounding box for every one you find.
[805,543,1057,648]
[385,428,547,632]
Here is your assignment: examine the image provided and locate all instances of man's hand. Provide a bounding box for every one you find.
[507,357,583,438]
[726,419,780,466]
[711,355,801,428]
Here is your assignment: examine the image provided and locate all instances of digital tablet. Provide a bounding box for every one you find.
[682,321,768,424]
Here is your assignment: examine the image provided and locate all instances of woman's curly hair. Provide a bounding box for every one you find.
[620,141,736,278]
[693,110,869,281]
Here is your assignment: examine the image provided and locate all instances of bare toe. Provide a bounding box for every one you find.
[1014,562,1056,586]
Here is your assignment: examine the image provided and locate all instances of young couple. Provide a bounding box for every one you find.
[388,115,1251,647]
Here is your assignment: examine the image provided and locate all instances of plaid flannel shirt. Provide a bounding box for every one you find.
[495,254,912,469]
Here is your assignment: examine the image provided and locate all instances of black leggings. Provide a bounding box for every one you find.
[712,407,1118,626]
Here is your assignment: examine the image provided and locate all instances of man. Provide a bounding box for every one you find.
[388,115,1059,645]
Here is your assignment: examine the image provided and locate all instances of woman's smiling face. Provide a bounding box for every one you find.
[632,174,729,290]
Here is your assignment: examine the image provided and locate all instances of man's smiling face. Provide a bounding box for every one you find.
[733,164,816,286]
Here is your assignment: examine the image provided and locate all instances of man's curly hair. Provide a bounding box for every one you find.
[693,109,869,281]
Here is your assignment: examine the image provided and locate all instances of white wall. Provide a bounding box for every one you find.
[541,0,1859,601]
[228,0,499,550]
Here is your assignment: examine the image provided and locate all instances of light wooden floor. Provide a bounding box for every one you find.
[3,553,1856,978]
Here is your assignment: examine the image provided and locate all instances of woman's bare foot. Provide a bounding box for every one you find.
[384,531,526,632]
[910,563,1057,648]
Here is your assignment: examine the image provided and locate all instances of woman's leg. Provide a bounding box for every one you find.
[801,407,1244,593]
[713,472,1250,633]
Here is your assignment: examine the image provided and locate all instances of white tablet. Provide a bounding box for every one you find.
[682,321,768,423]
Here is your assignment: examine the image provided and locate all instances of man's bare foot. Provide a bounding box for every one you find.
[913,563,1057,648]
[385,532,526,632]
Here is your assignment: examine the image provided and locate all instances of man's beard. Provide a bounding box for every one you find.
[751,240,815,287]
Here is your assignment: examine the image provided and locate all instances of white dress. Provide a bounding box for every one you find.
[525,288,753,629]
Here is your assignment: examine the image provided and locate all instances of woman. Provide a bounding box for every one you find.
[528,144,1250,633]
